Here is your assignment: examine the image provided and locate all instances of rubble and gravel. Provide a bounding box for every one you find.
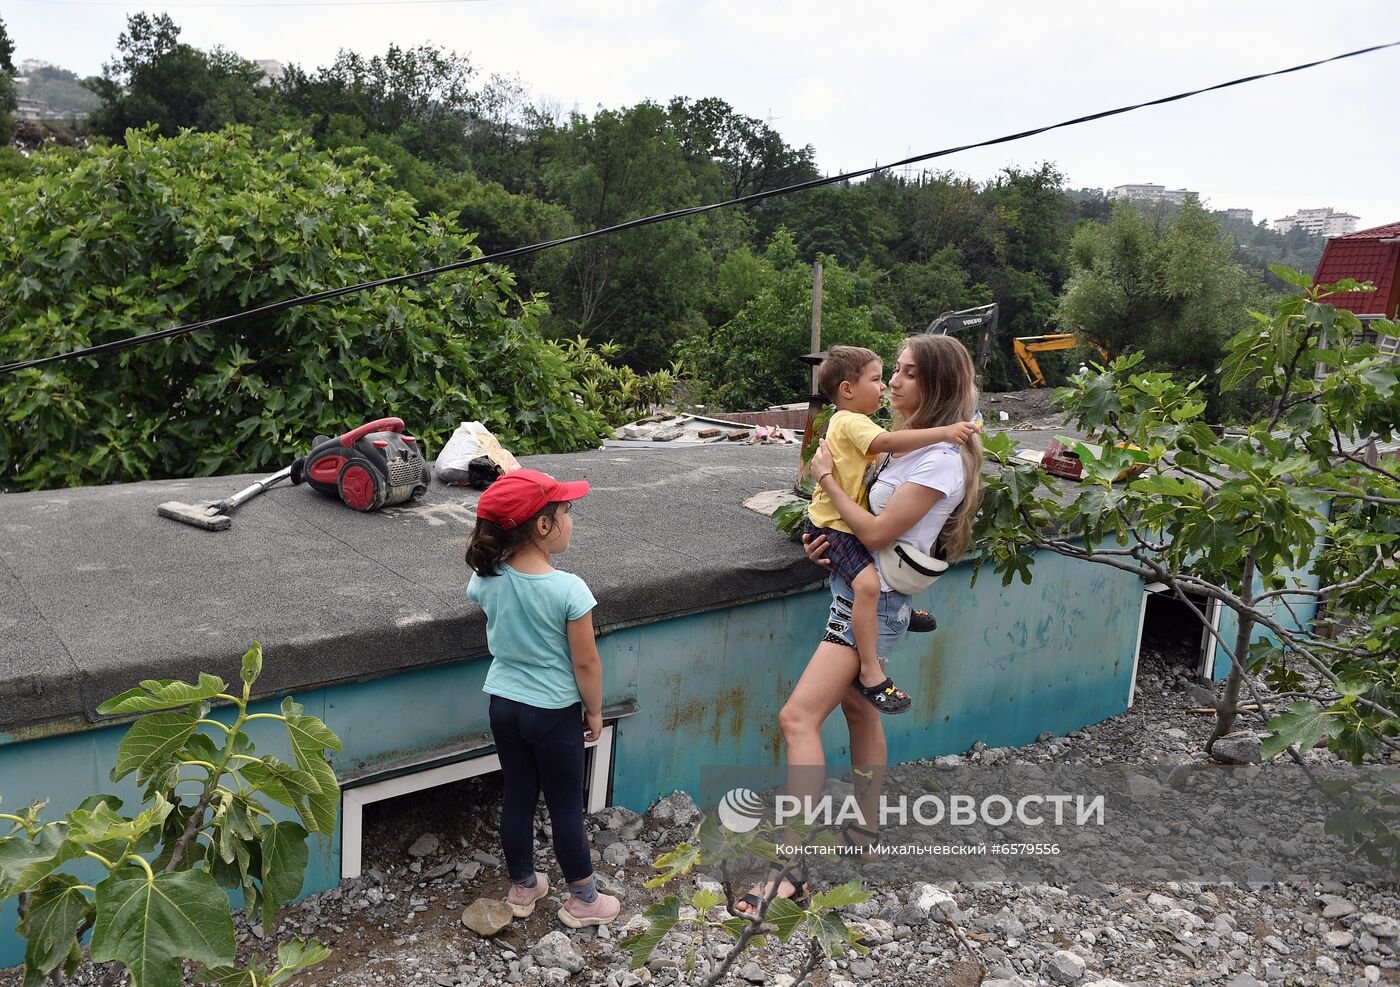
[979,388,1069,431]
[4,649,1396,987]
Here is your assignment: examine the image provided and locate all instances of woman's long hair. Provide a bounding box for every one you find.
[894,334,983,562]
[465,502,562,576]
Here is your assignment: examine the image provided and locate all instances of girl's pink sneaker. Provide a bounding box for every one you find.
[557,891,620,928]
[506,871,550,918]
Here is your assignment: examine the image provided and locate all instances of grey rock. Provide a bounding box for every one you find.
[460,899,513,937]
[1325,930,1356,948]
[1262,934,1290,954]
[602,843,631,867]
[531,930,585,974]
[648,790,700,827]
[457,860,483,881]
[1321,895,1358,919]
[407,833,440,858]
[1361,912,1400,938]
[912,883,960,921]
[1162,908,1205,931]
[1222,975,1266,987]
[895,904,926,927]
[1125,772,1165,798]
[425,858,457,880]
[1316,955,1342,976]
[983,978,1031,987]
[738,961,765,983]
[471,851,501,867]
[848,958,876,980]
[1186,683,1218,705]
[985,907,1026,938]
[1146,892,1178,912]
[1047,949,1087,983]
[1209,732,1262,765]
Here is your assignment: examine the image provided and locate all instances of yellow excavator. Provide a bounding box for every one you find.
[1013,333,1110,388]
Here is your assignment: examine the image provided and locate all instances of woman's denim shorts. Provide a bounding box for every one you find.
[824,572,912,662]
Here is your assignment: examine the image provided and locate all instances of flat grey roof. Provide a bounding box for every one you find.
[0,444,815,730]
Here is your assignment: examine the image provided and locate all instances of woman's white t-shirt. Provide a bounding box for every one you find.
[867,442,966,593]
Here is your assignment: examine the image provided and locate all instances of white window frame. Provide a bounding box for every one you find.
[339,723,616,881]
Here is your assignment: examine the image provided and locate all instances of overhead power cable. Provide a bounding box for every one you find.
[19,0,497,7]
[4,39,1398,377]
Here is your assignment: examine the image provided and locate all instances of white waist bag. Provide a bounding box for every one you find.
[865,451,949,595]
[877,541,948,596]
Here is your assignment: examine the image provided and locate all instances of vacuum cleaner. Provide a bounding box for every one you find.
[158,417,431,531]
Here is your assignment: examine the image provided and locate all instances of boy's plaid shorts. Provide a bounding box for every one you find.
[804,520,873,586]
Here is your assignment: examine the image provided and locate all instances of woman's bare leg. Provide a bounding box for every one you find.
[736,642,862,916]
[840,687,888,851]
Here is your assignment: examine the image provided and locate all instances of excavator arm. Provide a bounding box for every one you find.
[1013,334,1109,388]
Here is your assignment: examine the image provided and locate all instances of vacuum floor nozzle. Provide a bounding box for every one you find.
[157,501,232,531]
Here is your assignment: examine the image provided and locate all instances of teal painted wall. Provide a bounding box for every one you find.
[0,553,1143,968]
[1207,521,1328,682]
[608,552,1142,810]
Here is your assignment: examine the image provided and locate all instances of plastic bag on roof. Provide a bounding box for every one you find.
[434,422,522,489]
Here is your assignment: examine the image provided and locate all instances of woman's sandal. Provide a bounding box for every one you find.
[836,822,881,863]
[732,865,810,919]
[856,676,912,715]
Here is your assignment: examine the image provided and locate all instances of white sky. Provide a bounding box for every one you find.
[8,0,1400,229]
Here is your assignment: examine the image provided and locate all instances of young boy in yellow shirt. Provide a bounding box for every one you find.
[806,346,979,714]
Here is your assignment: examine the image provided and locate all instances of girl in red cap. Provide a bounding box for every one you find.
[465,468,621,928]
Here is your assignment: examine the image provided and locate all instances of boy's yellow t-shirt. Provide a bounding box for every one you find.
[808,409,884,533]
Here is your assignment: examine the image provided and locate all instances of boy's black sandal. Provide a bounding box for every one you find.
[856,676,912,714]
[908,609,937,633]
[733,864,810,918]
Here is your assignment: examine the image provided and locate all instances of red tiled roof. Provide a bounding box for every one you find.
[1330,221,1400,241]
[1313,221,1400,316]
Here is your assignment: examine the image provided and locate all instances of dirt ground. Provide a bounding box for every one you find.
[978,387,1067,430]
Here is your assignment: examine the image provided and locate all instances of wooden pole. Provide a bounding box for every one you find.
[797,262,826,492]
[809,262,823,393]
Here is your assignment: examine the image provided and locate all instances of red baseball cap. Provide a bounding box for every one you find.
[475,468,589,529]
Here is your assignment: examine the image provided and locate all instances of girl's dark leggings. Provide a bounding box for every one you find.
[488,694,593,885]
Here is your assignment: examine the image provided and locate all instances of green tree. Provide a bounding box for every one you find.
[275,43,477,168]
[773,185,892,268]
[85,14,279,139]
[880,245,982,331]
[0,15,16,142]
[538,101,732,369]
[0,128,646,491]
[665,95,819,201]
[1058,203,1268,416]
[979,270,1399,775]
[680,228,898,410]
[463,71,554,193]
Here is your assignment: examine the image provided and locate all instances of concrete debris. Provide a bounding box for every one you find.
[36,651,1391,987]
[406,833,439,858]
[459,898,513,937]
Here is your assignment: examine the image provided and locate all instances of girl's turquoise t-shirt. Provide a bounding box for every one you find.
[467,564,597,709]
